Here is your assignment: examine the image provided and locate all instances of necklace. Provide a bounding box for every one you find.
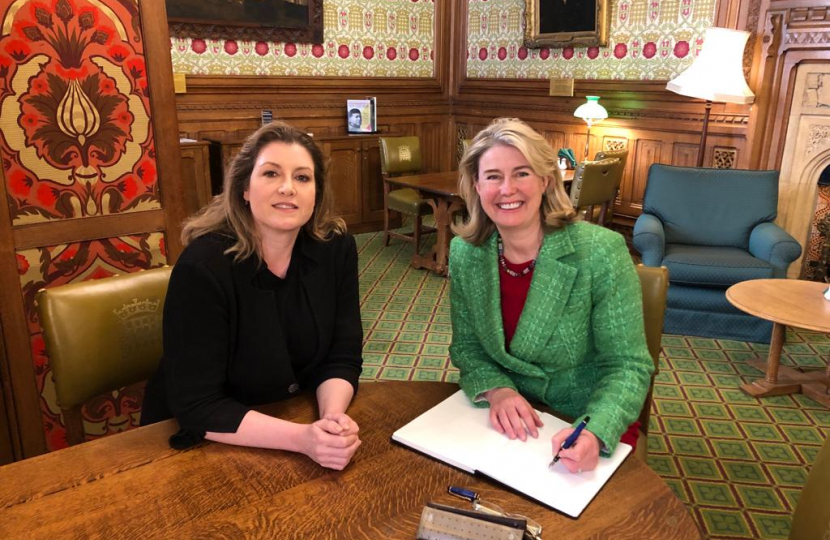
[497,235,536,278]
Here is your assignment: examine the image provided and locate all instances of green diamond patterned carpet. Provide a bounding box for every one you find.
[353,231,830,540]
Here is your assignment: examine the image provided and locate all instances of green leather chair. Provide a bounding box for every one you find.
[633,264,669,462]
[36,266,172,445]
[569,157,621,226]
[593,148,629,224]
[379,136,434,252]
[789,434,830,539]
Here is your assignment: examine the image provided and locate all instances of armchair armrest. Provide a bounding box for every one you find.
[633,213,666,267]
[749,222,803,278]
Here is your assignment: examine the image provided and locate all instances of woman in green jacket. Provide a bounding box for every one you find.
[449,118,653,474]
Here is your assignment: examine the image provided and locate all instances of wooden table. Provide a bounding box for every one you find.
[387,170,574,275]
[0,382,700,539]
[727,279,830,407]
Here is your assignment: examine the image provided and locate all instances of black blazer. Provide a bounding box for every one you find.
[142,231,363,446]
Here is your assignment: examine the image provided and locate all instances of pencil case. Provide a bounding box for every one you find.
[416,501,527,540]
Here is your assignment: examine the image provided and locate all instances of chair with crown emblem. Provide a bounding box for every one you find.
[379,136,435,253]
[36,266,172,445]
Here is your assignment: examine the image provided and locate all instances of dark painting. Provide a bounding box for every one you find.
[166,0,323,43]
[525,0,609,48]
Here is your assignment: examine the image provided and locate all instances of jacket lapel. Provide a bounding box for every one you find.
[473,233,507,355]
[509,227,577,363]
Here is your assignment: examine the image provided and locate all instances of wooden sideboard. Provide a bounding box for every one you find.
[214,133,394,234]
[179,140,214,213]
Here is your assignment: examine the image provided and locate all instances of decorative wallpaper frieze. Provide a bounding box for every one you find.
[170,0,435,77]
[18,233,167,451]
[467,0,717,80]
[0,0,161,224]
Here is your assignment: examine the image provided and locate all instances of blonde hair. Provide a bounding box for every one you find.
[182,121,345,261]
[452,118,577,245]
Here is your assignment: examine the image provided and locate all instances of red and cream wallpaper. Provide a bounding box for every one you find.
[0,0,160,225]
[170,0,437,77]
[467,0,717,80]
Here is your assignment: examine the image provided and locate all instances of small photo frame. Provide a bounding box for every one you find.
[524,0,610,48]
[347,98,377,134]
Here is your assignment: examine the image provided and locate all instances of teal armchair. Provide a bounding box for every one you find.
[633,165,802,343]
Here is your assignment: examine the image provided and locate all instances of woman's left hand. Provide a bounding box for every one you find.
[550,427,600,474]
[320,412,359,437]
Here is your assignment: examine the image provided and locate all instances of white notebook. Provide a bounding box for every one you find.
[392,390,632,518]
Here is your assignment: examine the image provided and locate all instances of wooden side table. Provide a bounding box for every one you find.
[726,279,830,407]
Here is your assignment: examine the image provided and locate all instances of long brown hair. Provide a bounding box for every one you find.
[182,121,345,261]
[452,118,577,245]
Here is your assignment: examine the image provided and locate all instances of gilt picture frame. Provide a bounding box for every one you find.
[166,0,323,43]
[524,0,610,48]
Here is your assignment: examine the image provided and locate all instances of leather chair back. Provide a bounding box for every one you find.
[36,266,172,445]
[595,148,629,188]
[569,158,619,210]
[634,264,669,459]
[379,136,422,177]
[789,435,830,540]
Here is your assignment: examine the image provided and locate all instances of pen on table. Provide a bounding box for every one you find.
[549,416,590,469]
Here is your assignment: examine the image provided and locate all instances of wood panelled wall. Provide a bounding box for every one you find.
[174,1,754,226]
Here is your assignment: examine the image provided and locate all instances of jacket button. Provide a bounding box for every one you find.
[288,383,299,394]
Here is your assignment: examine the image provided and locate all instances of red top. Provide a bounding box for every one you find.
[498,257,641,449]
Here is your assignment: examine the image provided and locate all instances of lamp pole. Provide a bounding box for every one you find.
[697,100,712,167]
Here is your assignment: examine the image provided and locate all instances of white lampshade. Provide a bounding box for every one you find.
[666,27,755,104]
[573,96,608,123]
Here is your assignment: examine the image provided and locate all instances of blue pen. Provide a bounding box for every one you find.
[549,416,591,468]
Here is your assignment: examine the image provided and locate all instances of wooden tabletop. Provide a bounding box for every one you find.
[0,382,700,539]
[726,279,830,333]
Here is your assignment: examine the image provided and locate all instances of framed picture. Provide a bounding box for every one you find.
[166,0,323,43]
[347,98,377,134]
[524,0,610,48]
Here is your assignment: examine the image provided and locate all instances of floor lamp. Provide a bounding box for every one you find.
[666,28,755,167]
[574,96,608,160]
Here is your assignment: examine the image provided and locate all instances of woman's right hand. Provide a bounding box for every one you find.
[300,419,361,470]
[484,387,543,441]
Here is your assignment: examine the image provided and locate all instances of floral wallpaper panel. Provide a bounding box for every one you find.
[467,0,717,80]
[170,0,436,77]
[18,232,167,451]
[0,0,160,225]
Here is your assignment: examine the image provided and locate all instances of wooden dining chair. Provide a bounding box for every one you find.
[569,157,621,226]
[36,266,172,445]
[593,148,629,224]
[379,136,435,253]
[633,264,669,461]
[788,434,830,540]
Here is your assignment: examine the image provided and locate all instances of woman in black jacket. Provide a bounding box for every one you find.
[142,122,363,470]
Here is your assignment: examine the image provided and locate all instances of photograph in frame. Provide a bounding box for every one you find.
[346,98,377,134]
[524,0,610,48]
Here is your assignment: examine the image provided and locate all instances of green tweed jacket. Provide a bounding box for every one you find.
[448,221,654,454]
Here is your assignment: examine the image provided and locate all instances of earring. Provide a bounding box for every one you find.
[244,199,250,206]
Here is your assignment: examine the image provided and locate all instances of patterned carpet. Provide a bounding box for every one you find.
[353,230,830,540]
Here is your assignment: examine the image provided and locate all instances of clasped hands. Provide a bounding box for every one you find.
[484,387,599,474]
[302,412,361,470]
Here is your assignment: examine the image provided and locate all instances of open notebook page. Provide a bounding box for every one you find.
[392,390,632,518]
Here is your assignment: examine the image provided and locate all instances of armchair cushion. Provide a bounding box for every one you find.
[643,165,779,248]
[662,245,774,287]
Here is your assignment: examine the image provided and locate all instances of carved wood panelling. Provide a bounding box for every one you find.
[713,147,738,169]
[671,144,700,168]
[603,138,627,152]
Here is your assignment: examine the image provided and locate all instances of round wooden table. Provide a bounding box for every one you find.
[726,279,830,407]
